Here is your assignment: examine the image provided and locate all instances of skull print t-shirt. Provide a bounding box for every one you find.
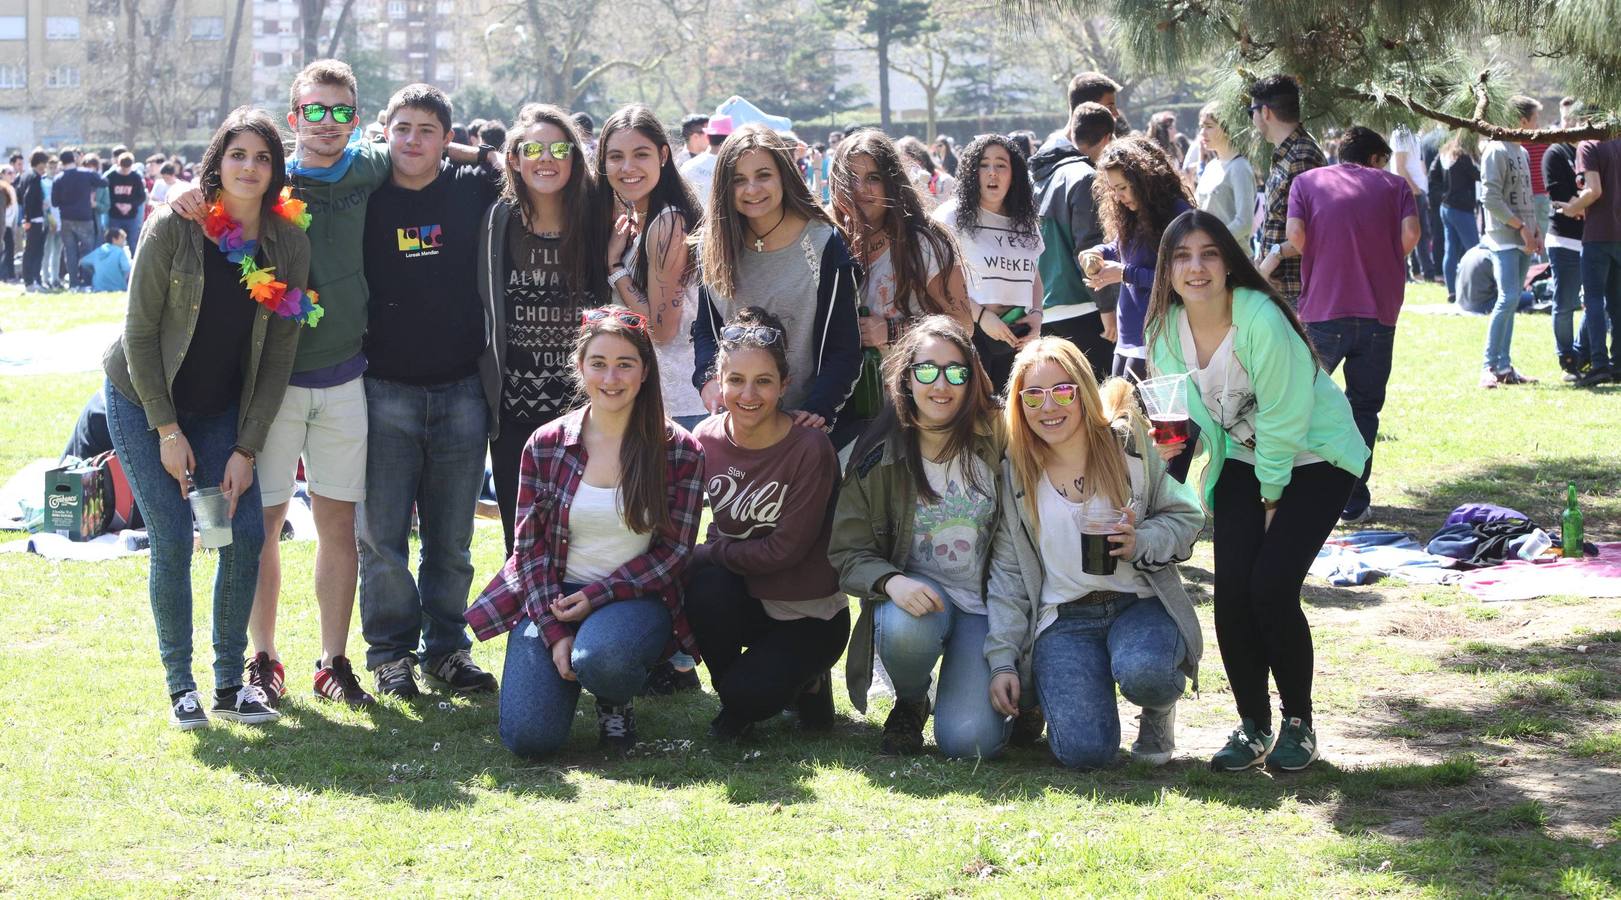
[908,454,996,615]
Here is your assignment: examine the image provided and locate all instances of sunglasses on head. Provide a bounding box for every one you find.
[719,324,784,344]
[580,308,647,330]
[911,362,970,386]
[1018,383,1079,409]
[300,103,356,125]
[518,140,574,161]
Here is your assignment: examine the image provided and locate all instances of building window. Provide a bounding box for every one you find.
[435,62,455,82]
[0,17,27,40]
[190,16,224,40]
[386,30,406,50]
[436,0,454,13]
[388,1,407,18]
[434,31,452,49]
[0,64,25,89]
[194,108,215,127]
[45,66,81,89]
[261,51,283,67]
[47,17,82,40]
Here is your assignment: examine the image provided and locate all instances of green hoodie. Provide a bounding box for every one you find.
[1148,286,1369,510]
[287,139,391,372]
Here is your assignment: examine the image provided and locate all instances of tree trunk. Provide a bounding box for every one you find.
[324,0,356,58]
[299,0,326,66]
[218,0,248,120]
[123,0,140,147]
[876,23,892,130]
[924,89,936,144]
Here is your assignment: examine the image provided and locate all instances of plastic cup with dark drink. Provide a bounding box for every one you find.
[1079,510,1126,576]
[1139,374,1191,446]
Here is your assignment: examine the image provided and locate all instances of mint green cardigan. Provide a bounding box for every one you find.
[1147,287,1370,510]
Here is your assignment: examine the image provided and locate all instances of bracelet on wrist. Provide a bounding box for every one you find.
[160,430,181,445]
[232,446,256,464]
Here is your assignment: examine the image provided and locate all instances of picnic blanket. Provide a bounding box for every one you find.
[1310,530,1460,586]
[0,529,149,560]
[1459,543,1621,602]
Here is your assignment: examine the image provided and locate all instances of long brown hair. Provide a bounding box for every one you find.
[198,106,288,222]
[880,315,999,503]
[1004,337,1139,530]
[572,307,671,536]
[501,103,603,298]
[594,104,702,295]
[694,123,834,300]
[1142,210,1321,369]
[1094,134,1190,255]
[830,131,963,321]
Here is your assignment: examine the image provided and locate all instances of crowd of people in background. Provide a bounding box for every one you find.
[24,56,1617,773]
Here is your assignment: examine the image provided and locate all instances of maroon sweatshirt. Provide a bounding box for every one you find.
[692,414,841,603]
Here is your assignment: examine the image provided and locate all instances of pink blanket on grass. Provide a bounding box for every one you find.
[1459,542,1621,602]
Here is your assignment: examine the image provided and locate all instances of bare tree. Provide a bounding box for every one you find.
[298,0,358,65]
[217,0,250,121]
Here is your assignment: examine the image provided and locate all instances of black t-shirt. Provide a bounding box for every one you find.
[501,227,595,423]
[1439,156,1479,211]
[106,170,147,220]
[363,162,502,385]
[1543,143,1586,242]
[172,244,258,417]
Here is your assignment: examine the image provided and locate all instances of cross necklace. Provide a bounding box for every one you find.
[746,209,788,252]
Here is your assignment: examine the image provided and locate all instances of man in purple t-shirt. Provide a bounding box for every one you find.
[1286,126,1420,523]
[1559,136,1621,386]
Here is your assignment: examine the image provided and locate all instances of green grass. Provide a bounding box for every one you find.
[2,282,1619,895]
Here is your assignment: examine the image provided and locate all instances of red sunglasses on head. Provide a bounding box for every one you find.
[580,308,648,331]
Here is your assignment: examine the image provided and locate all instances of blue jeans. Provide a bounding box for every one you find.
[1548,245,1584,364]
[1305,318,1393,516]
[498,593,671,757]
[60,218,96,289]
[1483,247,1529,372]
[1439,204,1478,299]
[1033,594,1185,770]
[107,214,143,249]
[874,574,1008,759]
[105,381,265,696]
[1581,241,1621,372]
[42,226,62,287]
[357,375,488,670]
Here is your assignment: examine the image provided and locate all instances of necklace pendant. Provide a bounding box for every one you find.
[753,238,765,252]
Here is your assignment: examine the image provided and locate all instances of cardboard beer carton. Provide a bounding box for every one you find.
[43,463,110,541]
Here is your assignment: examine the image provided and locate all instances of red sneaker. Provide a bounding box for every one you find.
[314,655,376,707]
[245,652,286,708]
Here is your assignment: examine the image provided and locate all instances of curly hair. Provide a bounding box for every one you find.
[1093,134,1190,256]
[950,133,1038,237]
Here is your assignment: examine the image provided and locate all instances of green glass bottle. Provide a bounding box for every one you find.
[851,307,885,419]
[1561,482,1584,558]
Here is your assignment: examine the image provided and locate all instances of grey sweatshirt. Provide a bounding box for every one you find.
[1479,140,1536,251]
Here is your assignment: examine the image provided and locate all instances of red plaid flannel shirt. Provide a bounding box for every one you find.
[464,408,705,662]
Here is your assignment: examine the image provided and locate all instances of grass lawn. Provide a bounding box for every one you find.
[0,281,1617,897]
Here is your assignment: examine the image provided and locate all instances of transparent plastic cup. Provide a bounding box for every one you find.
[1139,373,1191,445]
[1078,510,1127,576]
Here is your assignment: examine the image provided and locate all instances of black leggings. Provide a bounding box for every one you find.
[490,416,548,556]
[684,562,851,724]
[1041,311,1115,384]
[1211,460,1355,733]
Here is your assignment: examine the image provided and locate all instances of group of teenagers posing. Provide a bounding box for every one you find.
[105,60,1368,774]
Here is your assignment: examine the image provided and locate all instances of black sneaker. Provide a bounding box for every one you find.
[880,696,930,755]
[641,660,702,696]
[597,700,637,752]
[1575,367,1615,388]
[1009,705,1046,748]
[374,657,421,700]
[708,708,754,741]
[422,649,498,694]
[212,684,280,725]
[794,669,836,731]
[170,690,209,731]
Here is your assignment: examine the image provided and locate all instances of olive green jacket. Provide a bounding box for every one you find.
[102,205,308,452]
[829,411,1010,713]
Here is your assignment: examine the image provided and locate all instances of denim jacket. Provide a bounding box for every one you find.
[102,205,307,451]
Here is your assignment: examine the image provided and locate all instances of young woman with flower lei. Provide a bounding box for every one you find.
[101,107,317,732]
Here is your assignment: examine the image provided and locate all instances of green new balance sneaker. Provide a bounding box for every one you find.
[1267,717,1320,771]
[1209,719,1275,772]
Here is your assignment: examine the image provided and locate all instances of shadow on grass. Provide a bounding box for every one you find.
[1179,564,1386,611]
[1376,454,1618,543]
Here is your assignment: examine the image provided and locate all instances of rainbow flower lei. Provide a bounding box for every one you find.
[202,187,322,327]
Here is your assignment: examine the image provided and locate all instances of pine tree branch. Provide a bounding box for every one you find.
[1337,84,1618,142]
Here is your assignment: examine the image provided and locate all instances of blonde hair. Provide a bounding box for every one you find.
[1004,337,1140,530]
